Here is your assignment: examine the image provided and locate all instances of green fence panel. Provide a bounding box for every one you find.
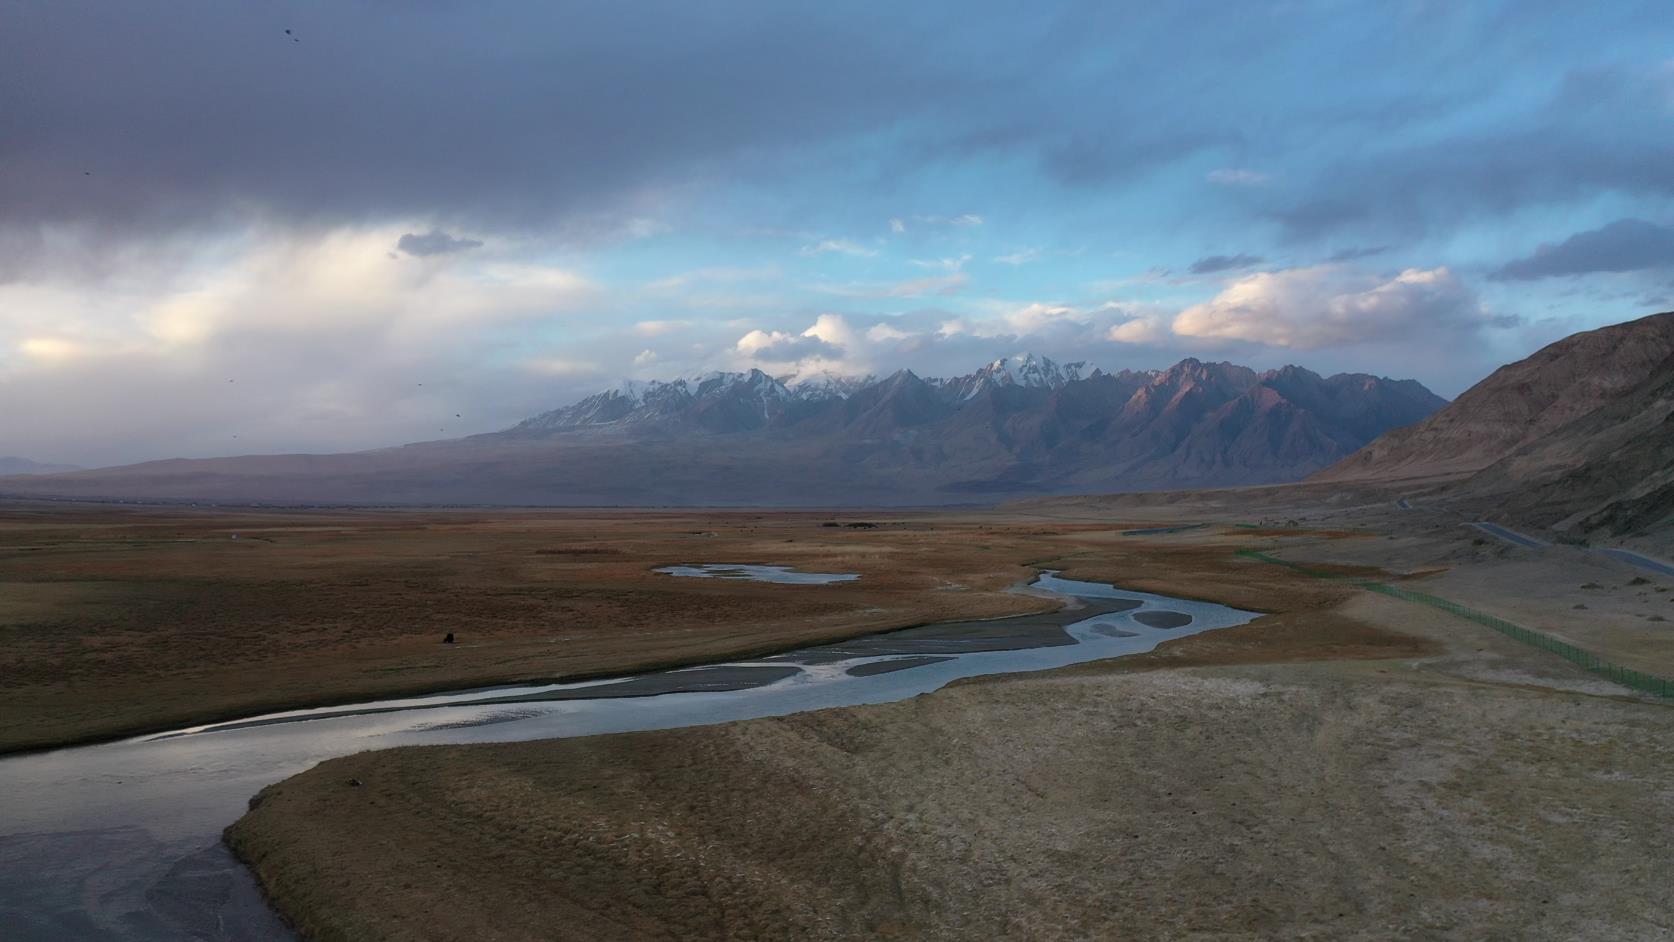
[1237,548,1674,699]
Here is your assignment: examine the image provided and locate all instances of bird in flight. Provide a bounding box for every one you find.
[284,28,300,43]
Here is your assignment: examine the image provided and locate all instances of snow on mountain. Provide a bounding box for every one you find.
[519,355,1103,432]
[513,369,793,433]
[502,352,1441,465]
[937,354,1089,400]
[786,370,876,401]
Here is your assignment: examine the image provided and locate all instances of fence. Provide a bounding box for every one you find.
[1236,549,1674,699]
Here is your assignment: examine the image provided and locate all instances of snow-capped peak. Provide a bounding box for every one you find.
[946,353,1087,399]
[787,369,875,401]
[515,353,1097,433]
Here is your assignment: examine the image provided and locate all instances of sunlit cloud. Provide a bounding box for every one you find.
[1173,265,1497,348]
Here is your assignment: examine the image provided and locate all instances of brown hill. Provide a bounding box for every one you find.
[1314,311,1674,543]
[1314,312,1674,484]
[1464,347,1674,538]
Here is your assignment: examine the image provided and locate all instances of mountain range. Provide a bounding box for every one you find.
[0,354,1444,506]
[0,456,80,476]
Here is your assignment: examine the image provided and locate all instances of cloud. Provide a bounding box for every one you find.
[1187,253,1264,275]
[525,357,605,377]
[1490,218,1674,280]
[713,298,1197,388]
[1107,316,1168,344]
[801,238,879,258]
[1173,265,1492,349]
[643,267,776,293]
[895,214,984,231]
[396,229,483,257]
[1,3,1001,244]
[1206,168,1272,186]
[634,319,692,336]
[0,225,601,465]
[884,271,968,297]
[18,337,86,362]
[910,255,971,272]
[735,329,843,362]
[993,248,1041,266]
[818,271,968,298]
[1265,63,1674,242]
[1326,245,1390,263]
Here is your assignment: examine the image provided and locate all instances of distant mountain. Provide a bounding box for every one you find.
[1314,311,1674,542]
[510,354,1090,436]
[0,354,1445,506]
[0,456,80,476]
[933,353,1089,401]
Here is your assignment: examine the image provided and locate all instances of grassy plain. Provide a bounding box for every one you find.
[0,501,1145,753]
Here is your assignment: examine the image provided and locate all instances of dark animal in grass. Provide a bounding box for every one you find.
[442,632,455,644]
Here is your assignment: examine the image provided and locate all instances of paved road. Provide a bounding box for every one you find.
[1468,522,1547,549]
[1469,523,1674,580]
[1599,548,1674,578]
[1121,523,1208,536]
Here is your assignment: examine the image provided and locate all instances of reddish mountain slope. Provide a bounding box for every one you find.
[1315,312,1674,484]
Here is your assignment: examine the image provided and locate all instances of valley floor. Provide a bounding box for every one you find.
[0,503,1074,753]
[6,496,1672,939]
[226,500,1674,941]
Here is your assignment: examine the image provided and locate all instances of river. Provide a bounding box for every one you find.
[0,571,1256,940]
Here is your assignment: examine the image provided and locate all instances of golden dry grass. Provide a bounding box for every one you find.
[0,501,1161,752]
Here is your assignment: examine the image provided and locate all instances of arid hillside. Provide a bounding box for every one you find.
[1313,311,1674,543]
[1316,311,1674,485]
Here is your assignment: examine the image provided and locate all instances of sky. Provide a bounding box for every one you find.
[4,1,1673,468]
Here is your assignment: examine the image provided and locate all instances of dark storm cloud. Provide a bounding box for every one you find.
[1491,219,1674,281]
[1264,62,1674,243]
[0,1,993,237]
[8,1,1669,253]
[1188,254,1263,275]
[397,230,483,257]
